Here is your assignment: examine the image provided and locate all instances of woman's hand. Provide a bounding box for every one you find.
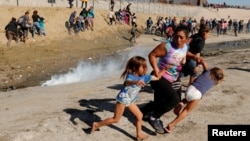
[194,55,201,63]
[125,80,146,87]
[153,67,160,78]
[135,80,146,87]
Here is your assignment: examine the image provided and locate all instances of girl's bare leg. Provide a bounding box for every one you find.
[92,102,125,132]
[166,100,200,133]
[128,103,149,140]
[7,32,13,47]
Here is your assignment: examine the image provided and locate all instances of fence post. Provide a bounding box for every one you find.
[48,0,55,7]
[149,1,150,14]
[108,0,110,10]
[153,1,155,14]
[17,0,19,6]
[120,0,121,10]
[143,0,144,13]
[136,0,138,12]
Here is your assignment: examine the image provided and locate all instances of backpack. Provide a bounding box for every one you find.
[17,16,30,28]
[147,19,152,26]
[17,16,24,25]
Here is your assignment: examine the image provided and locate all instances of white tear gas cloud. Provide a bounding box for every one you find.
[41,46,151,87]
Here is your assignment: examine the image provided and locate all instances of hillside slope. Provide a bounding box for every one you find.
[0,5,249,90]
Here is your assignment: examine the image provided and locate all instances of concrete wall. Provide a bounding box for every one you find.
[0,0,203,17]
[0,0,203,7]
[0,0,80,7]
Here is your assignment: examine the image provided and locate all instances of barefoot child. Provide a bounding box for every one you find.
[91,56,164,141]
[166,67,224,133]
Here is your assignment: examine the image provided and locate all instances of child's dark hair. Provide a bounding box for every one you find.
[173,25,189,38]
[120,56,147,79]
[210,67,224,85]
[11,17,16,22]
[33,10,38,15]
[198,24,210,35]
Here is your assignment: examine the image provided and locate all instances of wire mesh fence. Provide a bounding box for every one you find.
[0,0,202,17]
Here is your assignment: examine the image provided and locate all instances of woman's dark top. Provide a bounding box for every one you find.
[5,20,18,33]
[188,33,205,54]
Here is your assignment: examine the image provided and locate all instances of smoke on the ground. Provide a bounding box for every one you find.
[41,46,150,87]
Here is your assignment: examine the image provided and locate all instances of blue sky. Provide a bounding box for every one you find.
[207,0,250,6]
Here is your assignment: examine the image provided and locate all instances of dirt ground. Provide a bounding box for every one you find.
[0,6,143,91]
[1,5,250,141]
[1,5,249,91]
[0,31,135,91]
[0,34,249,141]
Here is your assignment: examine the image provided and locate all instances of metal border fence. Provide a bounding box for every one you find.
[0,0,203,17]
